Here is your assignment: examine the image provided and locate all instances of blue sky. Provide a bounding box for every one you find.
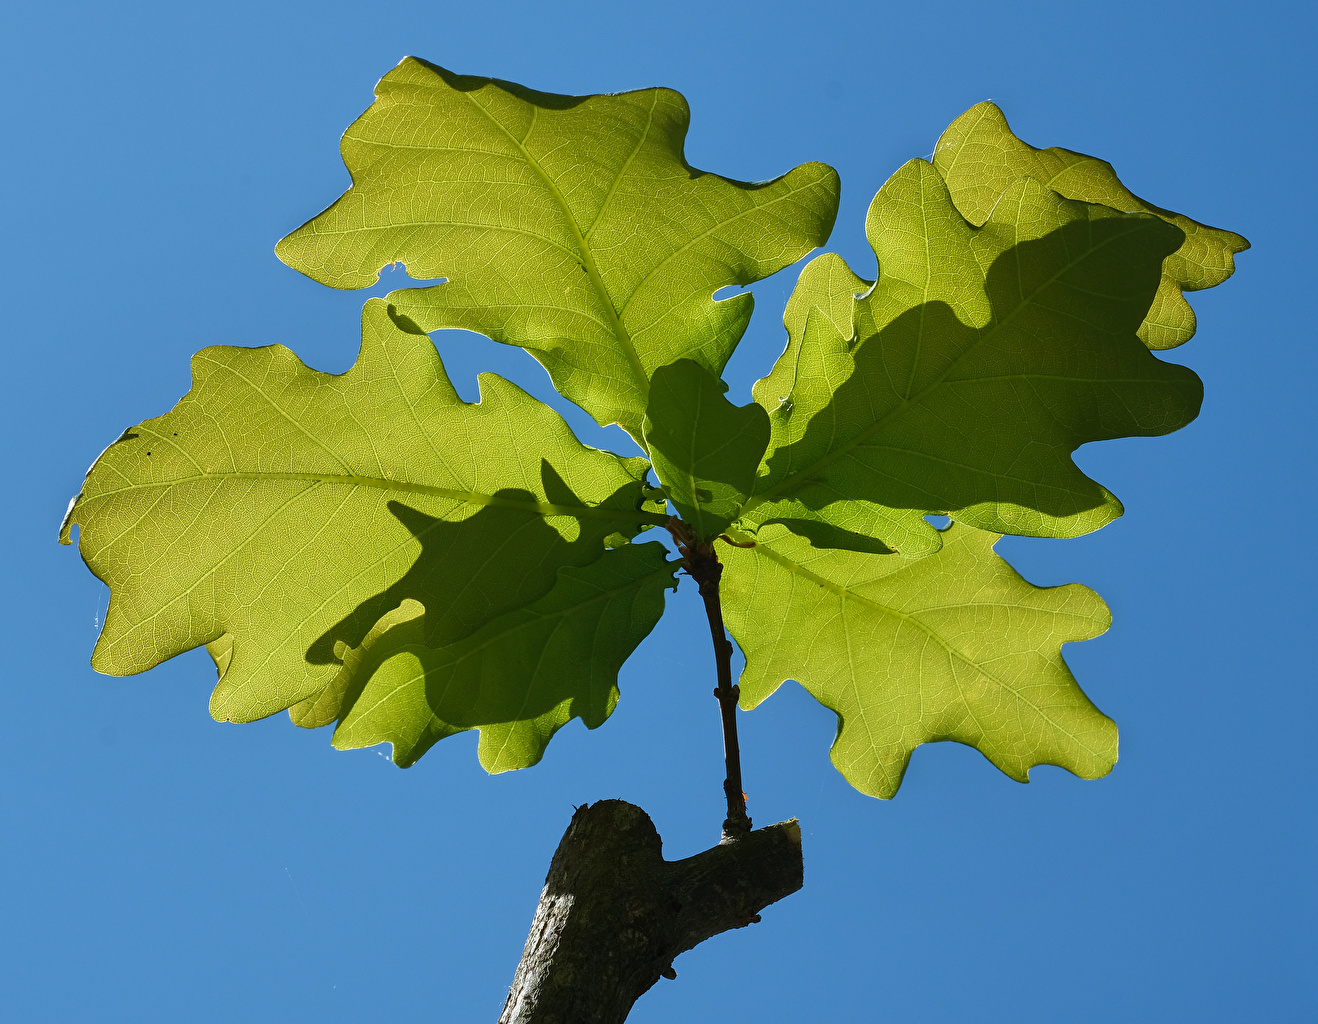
[2,1,1313,1021]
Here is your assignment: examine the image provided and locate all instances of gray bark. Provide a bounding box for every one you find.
[498,800,804,1024]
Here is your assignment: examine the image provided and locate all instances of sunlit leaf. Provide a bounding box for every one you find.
[721,524,1114,798]
[62,299,666,726]
[275,59,840,435]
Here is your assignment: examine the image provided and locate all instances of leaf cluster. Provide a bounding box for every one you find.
[63,60,1245,797]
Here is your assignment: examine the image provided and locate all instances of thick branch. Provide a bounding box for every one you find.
[499,800,803,1024]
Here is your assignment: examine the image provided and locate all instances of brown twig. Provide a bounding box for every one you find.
[667,518,751,837]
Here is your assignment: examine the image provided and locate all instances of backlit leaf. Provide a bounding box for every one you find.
[61,299,666,727]
[275,59,840,435]
[933,102,1249,349]
[739,160,1202,557]
[721,524,1114,798]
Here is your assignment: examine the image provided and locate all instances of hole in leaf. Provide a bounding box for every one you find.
[375,261,447,289]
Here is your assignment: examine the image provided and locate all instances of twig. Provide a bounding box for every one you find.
[667,518,751,837]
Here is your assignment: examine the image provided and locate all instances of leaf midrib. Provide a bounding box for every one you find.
[460,89,651,401]
[84,470,672,527]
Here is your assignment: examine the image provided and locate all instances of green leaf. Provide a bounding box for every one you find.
[297,542,676,771]
[274,59,840,436]
[642,359,770,541]
[740,160,1202,557]
[720,523,1115,799]
[61,298,667,725]
[933,102,1249,350]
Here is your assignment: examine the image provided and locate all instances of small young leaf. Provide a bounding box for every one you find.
[742,160,1203,556]
[312,543,677,771]
[642,359,770,541]
[61,299,666,724]
[721,523,1115,799]
[275,59,841,436]
[933,102,1249,349]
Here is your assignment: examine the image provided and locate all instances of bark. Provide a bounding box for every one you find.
[498,800,804,1024]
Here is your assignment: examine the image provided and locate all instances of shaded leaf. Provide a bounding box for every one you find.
[741,161,1202,557]
[61,299,666,724]
[721,524,1114,799]
[933,102,1249,349]
[642,359,770,540]
[276,59,840,435]
[304,543,676,770]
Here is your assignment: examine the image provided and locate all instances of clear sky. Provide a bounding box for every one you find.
[2,1,1313,1021]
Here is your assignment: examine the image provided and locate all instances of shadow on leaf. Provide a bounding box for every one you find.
[304,462,645,671]
[766,219,1202,532]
